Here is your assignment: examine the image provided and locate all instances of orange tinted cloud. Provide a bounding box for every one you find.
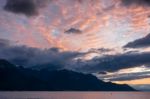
[1,0,150,51]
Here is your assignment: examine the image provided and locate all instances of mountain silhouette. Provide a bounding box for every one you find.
[0,59,136,91]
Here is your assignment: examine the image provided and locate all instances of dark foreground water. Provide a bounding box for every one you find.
[0,92,149,99]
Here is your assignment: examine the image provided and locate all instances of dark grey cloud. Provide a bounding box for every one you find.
[4,0,50,16]
[0,38,83,70]
[124,33,150,48]
[121,0,150,6]
[88,48,113,54]
[65,28,82,34]
[74,52,150,73]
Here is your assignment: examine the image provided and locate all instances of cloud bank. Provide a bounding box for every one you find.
[74,52,150,73]
[1,38,150,74]
[0,38,83,70]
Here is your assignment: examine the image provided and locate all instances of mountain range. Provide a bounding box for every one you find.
[0,59,136,91]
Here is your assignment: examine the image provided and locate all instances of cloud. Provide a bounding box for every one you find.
[121,0,150,6]
[94,68,150,84]
[74,52,150,73]
[4,0,50,16]
[0,38,83,70]
[65,28,82,34]
[124,33,150,48]
[105,71,150,81]
[88,48,113,54]
[0,39,10,46]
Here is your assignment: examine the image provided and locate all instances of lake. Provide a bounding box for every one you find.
[0,92,149,99]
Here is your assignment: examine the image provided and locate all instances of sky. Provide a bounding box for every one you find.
[0,0,150,91]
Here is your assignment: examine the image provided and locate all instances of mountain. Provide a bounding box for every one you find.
[0,59,136,91]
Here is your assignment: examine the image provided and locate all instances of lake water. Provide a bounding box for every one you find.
[0,92,149,99]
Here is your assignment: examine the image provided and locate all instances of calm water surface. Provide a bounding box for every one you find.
[0,92,149,99]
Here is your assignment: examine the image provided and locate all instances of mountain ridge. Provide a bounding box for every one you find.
[0,59,136,91]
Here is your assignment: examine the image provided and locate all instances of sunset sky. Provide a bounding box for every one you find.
[0,0,150,91]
